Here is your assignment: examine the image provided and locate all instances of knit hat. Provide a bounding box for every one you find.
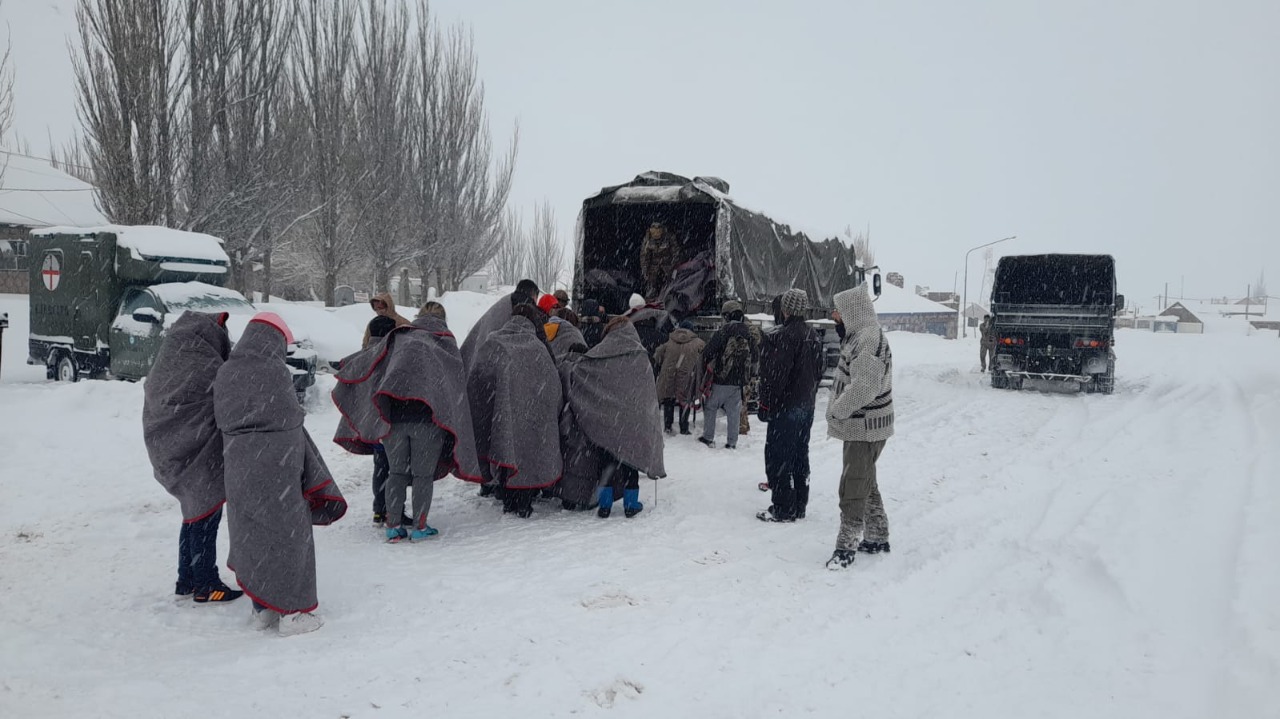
[629,293,646,310]
[537,293,559,315]
[721,299,743,314]
[781,289,809,317]
[249,311,294,345]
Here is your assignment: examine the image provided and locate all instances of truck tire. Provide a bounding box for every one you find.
[55,353,79,383]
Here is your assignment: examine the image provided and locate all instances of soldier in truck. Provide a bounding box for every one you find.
[639,221,680,300]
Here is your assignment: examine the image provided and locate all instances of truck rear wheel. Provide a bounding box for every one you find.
[54,353,79,383]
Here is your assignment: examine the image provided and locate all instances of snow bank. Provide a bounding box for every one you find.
[32,224,230,264]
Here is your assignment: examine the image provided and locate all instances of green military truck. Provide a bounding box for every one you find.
[27,225,316,395]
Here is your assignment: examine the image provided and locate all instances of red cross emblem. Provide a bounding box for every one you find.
[41,253,61,291]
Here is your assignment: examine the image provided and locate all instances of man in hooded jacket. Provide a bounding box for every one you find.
[362,292,412,349]
[333,313,482,541]
[558,318,666,517]
[215,312,348,635]
[756,289,824,522]
[467,311,563,517]
[142,311,243,603]
[825,285,894,570]
[654,319,705,435]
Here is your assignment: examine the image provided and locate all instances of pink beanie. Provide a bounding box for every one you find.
[249,311,294,345]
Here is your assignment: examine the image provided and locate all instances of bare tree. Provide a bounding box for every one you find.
[51,137,98,184]
[72,0,185,225]
[845,224,875,269]
[290,0,360,306]
[490,207,526,285]
[0,3,14,177]
[351,0,413,293]
[408,16,517,292]
[525,200,563,290]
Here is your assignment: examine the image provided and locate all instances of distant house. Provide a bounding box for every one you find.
[1158,302,1205,334]
[460,271,497,294]
[877,283,958,339]
[0,152,108,294]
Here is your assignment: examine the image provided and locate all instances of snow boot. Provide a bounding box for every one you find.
[825,549,856,570]
[858,540,891,554]
[597,487,614,518]
[251,605,280,630]
[409,526,438,541]
[278,612,324,637]
[385,526,408,543]
[697,437,715,448]
[756,508,796,523]
[194,581,244,604]
[623,488,644,518]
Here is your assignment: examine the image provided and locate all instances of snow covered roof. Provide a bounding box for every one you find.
[0,151,108,227]
[1159,303,1202,323]
[874,282,957,315]
[32,224,229,264]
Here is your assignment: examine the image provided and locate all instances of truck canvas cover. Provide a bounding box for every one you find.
[576,172,860,313]
[992,254,1116,307]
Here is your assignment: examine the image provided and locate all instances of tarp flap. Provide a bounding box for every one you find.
[993,255,1116,306]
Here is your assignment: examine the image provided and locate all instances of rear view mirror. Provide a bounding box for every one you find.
[1115,294,1125,311]
[872,273,883,298]
[132,308,162,324]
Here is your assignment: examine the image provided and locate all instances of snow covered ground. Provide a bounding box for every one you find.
[1,291,1278,718]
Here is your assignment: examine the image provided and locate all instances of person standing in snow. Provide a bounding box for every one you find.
[756,290,824,523]
[362,292,411,349]
[142,311,243,604]
[979,315,995,372]
[362,315,401,526]
[553,289,571,311]
[467,309,564,517]
[825,285,894,570]
[699,300,759,449]
[654,319,705,435]
[579,299,608,348]
[626,293,675,372]
[639,221,681,300]
[459,279,541,371]
[557,317,665,517]
[333,308,482,542]
[215,312,347,635]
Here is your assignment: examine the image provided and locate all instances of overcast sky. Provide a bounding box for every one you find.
[5,0,1277,307]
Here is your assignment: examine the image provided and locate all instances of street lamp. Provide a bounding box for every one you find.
[961,235,1016,338]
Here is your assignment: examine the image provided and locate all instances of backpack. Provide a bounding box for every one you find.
[717,330,754,385]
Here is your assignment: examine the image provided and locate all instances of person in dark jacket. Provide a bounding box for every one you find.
[626,294,674,371]
[364,315,401,525]
[699,300,759,449]
[579,299,608,348]
[756,289,824,522]
[142,311,242,603]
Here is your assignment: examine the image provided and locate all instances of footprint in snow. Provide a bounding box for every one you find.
[587,678,644,708]
[579,591,641,609]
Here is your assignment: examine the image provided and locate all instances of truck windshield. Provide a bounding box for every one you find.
[151,282,255,315]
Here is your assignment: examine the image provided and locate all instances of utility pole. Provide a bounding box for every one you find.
[961,235,1016,338]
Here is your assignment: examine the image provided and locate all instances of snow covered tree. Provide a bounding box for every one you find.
[845,225,875,269]
[490,208,526,286]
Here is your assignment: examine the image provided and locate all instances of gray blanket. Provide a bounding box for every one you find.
[467,316,563,489]
[332,316,482,481]
[459,295,513,371]
[142,311,230,521]
[215,322,347,614]
[548,320,587,363]
[558,323,666,505]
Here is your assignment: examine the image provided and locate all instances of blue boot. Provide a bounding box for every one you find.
[623,489,644,518]
[597,487,614,518]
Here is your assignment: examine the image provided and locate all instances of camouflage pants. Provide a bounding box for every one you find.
[836,440,888,551]
[739,386,751,434]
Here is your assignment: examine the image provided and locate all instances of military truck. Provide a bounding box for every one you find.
[988,254,1123,394]
[574,171,879,319]
[26,225,316,395]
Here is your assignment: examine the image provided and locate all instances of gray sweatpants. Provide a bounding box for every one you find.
[383,420,447,530]
[836,440,889,550]
[701,384,743,447]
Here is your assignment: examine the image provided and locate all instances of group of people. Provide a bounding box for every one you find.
[142,277,897,637]
[143,311,347,636]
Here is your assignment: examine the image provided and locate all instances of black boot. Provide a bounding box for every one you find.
[858,540,891,554]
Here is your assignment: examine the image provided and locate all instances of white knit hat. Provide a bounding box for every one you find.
[628,293,646,310]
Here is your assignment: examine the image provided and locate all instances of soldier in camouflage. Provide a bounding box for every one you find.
[639,222,681,300]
